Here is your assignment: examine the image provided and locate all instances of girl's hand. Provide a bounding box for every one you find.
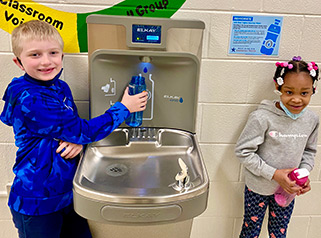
[272,168,301,194]
[121,87,148,113]
[56,140,83,159]
[297,178,311,196]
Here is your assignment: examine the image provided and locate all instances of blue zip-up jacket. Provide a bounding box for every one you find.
[0,70,130,215]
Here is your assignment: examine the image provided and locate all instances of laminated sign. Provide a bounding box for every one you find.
[229,15,283,56]
[0,0,186,53]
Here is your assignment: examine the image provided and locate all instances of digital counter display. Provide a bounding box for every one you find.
[132,24,161,44]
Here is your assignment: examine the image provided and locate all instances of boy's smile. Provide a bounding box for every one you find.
[276,72,314,114]
[14,38,63,81]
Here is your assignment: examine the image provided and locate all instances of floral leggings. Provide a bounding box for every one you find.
[239,186,294,238]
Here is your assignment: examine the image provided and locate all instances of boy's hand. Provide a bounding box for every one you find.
[272,168,300,194]
[56,140,83,159]
[121,87,148,113]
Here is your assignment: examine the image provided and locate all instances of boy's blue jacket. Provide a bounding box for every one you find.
[0,70,130,215]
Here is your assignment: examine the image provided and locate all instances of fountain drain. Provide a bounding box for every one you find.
[106,164,128,177]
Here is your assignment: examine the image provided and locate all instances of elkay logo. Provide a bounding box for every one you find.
[163,95,183,103]
[137,28,157,33]
[269,131,308,139]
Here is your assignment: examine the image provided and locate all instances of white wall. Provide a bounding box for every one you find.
[1,0,321,237]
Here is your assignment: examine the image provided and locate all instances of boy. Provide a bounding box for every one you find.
[1,20,148,237]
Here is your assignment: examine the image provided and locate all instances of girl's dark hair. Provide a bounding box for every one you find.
[273,56,319,93]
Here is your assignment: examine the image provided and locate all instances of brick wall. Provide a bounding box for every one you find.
[1,1,321,237]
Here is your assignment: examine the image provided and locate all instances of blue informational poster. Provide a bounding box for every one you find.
[229,15,283,56]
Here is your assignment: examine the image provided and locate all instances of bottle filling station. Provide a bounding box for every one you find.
[73,15,209,238]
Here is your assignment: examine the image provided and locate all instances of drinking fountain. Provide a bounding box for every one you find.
[73,15,209,238]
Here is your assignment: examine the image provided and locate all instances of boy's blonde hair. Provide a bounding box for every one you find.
[11,20,64,57]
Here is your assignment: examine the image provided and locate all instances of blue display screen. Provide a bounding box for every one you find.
[132,24,161,44]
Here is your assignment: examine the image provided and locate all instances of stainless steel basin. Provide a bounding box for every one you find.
[73,128,209,224]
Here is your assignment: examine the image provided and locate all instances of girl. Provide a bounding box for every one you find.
[235,56,319,237]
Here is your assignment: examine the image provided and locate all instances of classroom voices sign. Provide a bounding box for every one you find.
[0,0,185,53]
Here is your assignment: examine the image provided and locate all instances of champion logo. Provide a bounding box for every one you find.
[269,131,308,139]
[269,131,278,137]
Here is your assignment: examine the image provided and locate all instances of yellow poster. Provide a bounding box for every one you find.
[0,0,79,52]
[0,0,186,53]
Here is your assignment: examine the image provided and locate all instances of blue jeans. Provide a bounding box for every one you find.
[11,203,92,238]
[240,186,294,238]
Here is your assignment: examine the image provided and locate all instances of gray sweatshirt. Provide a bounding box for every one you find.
[235,100,319,195]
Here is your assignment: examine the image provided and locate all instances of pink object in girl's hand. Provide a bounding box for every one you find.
[274,168,309,207]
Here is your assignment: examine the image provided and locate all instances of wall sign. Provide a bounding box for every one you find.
[229,15,283,56]
[0,0,186,53]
